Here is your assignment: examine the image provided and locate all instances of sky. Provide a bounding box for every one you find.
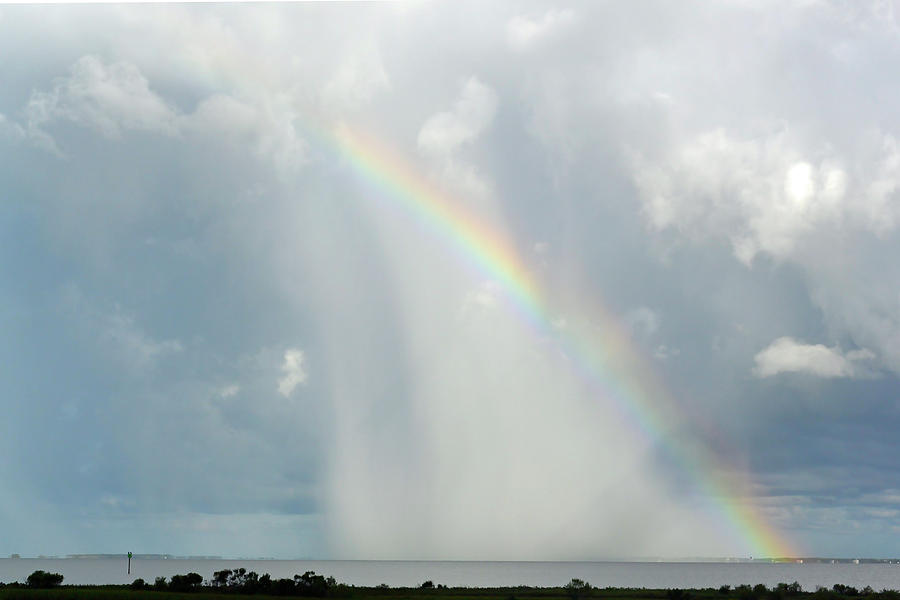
[2,1,900,560]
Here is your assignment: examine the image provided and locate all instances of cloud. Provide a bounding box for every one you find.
[0,112,24,140]
[8,0,900,559]
[417,76,498,156]
[859,490,900,506]
[186,92,309,175]
[625,306,660,337]
[506,9,576,51]
[630,128,900,265]
[26,54,179,143]
[461,280,501,312]
[322,43,390,111]
[22,55,308,173]
[60,287,183,374]
[628,127,900,378]
[219,384,240,398]
[277,348,307,397]
[101,311,183,371]
[653,344,679,361]
[414,76,500,205]
[753,336,876,378]
[186,94,259,140]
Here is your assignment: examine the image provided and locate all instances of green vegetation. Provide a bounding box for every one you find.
[25,572,64,589]
[564,579,592,600]
[2,573,900,600]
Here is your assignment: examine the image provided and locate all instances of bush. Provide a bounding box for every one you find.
[294,571,334,597]
[720,586,732,595]
[775,582,803,596]
[834,585,860,596]
[131,578,146,590]
[565,578,592,600]
[26,570,64,588]
[169,572,203,592]
[668,589,692,600]
[212,569,232,587]
[420,581,435,589]
[153,576,168,591]
[272,578,297,595]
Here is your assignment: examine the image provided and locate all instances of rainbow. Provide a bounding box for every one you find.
[324,124,797,560]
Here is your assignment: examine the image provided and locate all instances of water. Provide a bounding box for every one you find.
[1,559,900,590]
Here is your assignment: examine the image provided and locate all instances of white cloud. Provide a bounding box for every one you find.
[753,336,876,378]
[277,348,307,397]
[415,76,500,205]
[460,281,502,319]
[630,126,900,376]
[630,128,900,265]
[22,55,308,173]
[863,135,900,235]
[27,55,180,142]
[187,92,308,175]
[533,241,551,267]
[187,94,259,140]
[322,44,390,111]
[625,306,660,337]
[219,384,240,398]
[507,9,576,51]
[417,76,498,156]
[654,344,679,361]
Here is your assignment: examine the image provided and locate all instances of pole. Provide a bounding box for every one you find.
[127,552,132,575]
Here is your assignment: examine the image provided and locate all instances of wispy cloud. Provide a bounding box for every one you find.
[278,348,307,397]
[506,9,576,51]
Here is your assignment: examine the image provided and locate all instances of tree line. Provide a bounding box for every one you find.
[8,570,900,600]
[133,569,342,595]
[1,569,344,595]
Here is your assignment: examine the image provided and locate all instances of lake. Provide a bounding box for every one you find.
[1,560,900,590]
